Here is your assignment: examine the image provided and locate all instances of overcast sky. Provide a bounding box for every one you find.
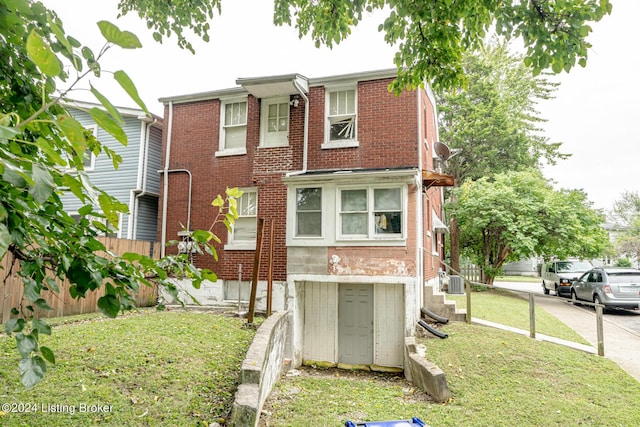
[44,0,639,213]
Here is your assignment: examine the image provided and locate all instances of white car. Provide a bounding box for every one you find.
[541,260,592,297]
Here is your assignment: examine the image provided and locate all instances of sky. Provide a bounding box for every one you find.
[44,0,639,213]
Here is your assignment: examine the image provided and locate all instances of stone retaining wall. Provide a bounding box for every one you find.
[229,311,289,427]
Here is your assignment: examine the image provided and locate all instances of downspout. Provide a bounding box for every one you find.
[160,102,173,257]
[285,79,309,177]
[157,169,192,234]
[416,88,424,314]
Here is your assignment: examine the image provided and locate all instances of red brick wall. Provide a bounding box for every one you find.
[159,77,434,283]
[306,78,419,170]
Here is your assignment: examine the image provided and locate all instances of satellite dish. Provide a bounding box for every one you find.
[434,141,451,161]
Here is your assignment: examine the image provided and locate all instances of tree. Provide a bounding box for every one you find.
[611,191,640,227]
[610,191,640,264]
[1,0,240,388]
[447,169,610,285]
[0,0,613,387]
[118,0,613,92]
[436,42,569,273]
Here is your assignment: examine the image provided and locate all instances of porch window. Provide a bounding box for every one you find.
[296,187,322,237]
[339,186,403,239]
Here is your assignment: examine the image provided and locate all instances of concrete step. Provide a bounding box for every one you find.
[424,284,467,322]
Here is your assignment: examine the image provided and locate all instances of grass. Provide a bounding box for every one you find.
[445,288,590,344]
[0,310,255,426]
[261,289,640,426]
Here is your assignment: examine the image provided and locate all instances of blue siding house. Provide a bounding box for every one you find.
[61,101,163,242]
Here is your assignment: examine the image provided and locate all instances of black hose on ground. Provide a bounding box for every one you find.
[417,320,448,339]
[420,306,449,324]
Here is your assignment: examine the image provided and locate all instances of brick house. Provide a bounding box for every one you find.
[158,69,452,369]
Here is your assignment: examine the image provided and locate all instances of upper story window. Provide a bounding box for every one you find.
[295,187,322,237]
[323,87,358,149]
[217,98,247,156]
[226,189,257,250]
[260,97,289,147]
[339,186,403,239]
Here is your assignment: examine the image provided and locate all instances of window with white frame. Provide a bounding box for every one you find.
[219,99,247,155]
[261,97,289,147]
[295,187,322,237]
[326,88,357,144]
[339,186,403,239]
[227,190,257,248]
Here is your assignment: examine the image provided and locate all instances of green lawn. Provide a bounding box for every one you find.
[0,310,255,426]
[445,288,590,343]
[261,289,640,426]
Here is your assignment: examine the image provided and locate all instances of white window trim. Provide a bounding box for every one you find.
[216,97,248,157]
[259,96,290,148]
[293,186,324,239]
[322,85,359,149]
[336,185,406,242]
[224,187,258,251]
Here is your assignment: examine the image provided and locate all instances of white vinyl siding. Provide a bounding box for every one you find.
[303,281,338,363]
[374,283,404,367]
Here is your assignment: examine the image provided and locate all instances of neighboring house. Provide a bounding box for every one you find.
[158,69,453,370]
[60,101,163,242]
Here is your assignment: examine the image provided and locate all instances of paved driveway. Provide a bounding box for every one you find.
[493,281,640,383]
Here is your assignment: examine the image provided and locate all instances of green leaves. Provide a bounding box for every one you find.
[26,30,62,77]
[98,294,121,318]
[448,169,609,280]
[114,70,149,115]
[19,356,47,389]
[98,20,142,49]
[0,223,10,259]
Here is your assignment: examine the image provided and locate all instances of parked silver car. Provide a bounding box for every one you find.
[570,267,640,311]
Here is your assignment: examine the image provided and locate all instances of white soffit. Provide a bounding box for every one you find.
[236,73,309,98]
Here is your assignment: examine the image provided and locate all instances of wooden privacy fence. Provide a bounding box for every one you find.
[0,238,160,323]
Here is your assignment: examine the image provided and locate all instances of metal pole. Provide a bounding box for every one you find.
[465,278,472,324]
[237,264,243,315]
[596,305,605,356]
[247,218,265,324]
[529,293,536,339]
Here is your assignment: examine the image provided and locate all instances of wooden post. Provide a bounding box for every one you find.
[596,305,605,356]
[529,293,536,339]
[247,218,264,324]
[266,219,275,317]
